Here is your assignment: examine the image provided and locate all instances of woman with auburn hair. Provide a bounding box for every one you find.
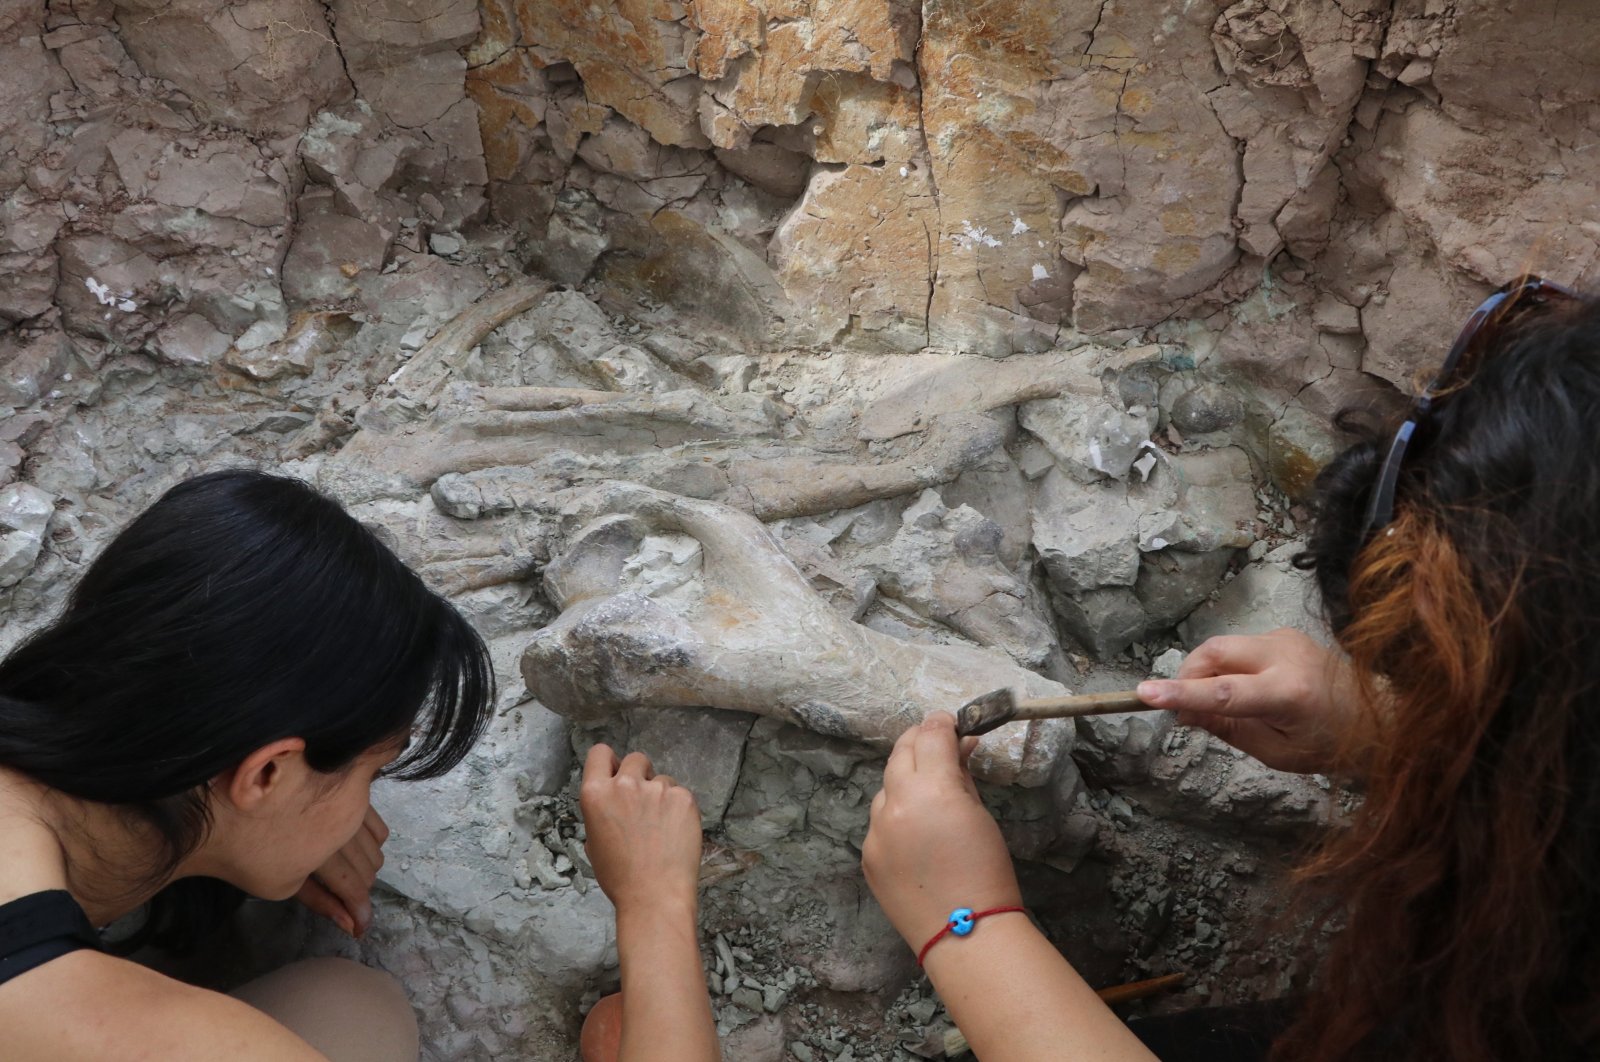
[861,276,1600,1061]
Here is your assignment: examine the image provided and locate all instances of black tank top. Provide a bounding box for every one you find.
[0,890,101,987]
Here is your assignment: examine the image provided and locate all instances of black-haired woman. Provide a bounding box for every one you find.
[0,470,723,1061]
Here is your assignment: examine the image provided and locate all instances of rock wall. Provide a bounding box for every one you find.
[2,1,1598,1059]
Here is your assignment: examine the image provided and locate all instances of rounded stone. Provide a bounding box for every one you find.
[1171,385,1245,435]
[1117,364,1162,410]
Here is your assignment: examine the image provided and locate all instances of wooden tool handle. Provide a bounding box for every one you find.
[1010,690,1148,719]
[1096,972,1186,1006]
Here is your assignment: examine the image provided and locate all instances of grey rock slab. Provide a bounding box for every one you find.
[722,1014,786,1061]
[107,129,290,227]
[0,483,54,588]
[1048,584,1149,660]
[623,706,757,827]
[1032,468,1142,593]
[1075,710,1175,786]
[1180,541,1326,644]
[1151,647,1187,678]
[112,0,353,138]
[861,489,1058,668]
[0,331,74,407]
[768,723,880,780]
[151,313,231,367]
[281,199,391,306]
[1134,546,1237,630]
[1019,396,1158,482]
[372,677,574,931]
[1170,383,1245,435]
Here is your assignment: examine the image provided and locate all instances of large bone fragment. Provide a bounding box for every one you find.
[383,277,554,408]
[857,345,1161,441]
[321,388,780,502]
[424,411,1006,523]
[522,484,1071,786]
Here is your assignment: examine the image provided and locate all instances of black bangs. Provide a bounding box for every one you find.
[381,608,496,781]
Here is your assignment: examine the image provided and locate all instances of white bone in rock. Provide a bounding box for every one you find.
[521,484,1072,787]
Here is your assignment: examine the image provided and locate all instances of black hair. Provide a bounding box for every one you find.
[1284,291,1600,1060]
[0,469,494,948]
[1300,292,1600,635]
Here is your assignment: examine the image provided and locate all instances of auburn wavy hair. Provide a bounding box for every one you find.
[1278,289,1600,1061]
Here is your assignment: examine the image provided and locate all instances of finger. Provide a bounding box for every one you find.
[326,847,379,890]
[618,751,654,780]
[653,773,677,790]
[363,805,390,847]
[584,743,622,785]
[313,854,375,932]
[296,876,357,936]
[1176,635,1274,681]
[1139,674,1271,718]
[912,712,964,779]
[958,736,979,769]
[869,789,887,819]
[343,830,384,882]
[882,721,921,790]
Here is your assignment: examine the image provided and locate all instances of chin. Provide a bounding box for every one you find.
[240,876,309,903]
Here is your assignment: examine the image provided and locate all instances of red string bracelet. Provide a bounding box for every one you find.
[916,905,1027,966]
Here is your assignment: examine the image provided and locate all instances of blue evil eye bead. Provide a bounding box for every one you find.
[949,908,976,936]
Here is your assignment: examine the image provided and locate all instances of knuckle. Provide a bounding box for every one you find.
[1281,677,1315,708]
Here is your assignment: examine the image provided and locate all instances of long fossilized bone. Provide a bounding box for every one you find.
[521,483,1072,786]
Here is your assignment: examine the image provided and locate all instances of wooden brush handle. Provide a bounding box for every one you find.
[1010,690,1149,720]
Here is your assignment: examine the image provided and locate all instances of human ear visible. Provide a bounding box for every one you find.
[218,737,308,812]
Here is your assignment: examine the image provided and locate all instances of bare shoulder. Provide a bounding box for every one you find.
[0,950,328,1062]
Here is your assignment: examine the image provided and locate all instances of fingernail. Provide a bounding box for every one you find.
[1138,681,1168,705]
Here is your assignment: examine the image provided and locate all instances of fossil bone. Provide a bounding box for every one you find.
[521,483,1072,787]
[312,282,1010,514]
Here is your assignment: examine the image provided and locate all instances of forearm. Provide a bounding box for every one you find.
[923,915,1157,1062]
[615,899,720,1062]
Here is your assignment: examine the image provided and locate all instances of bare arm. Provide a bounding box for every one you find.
[923,916,1156,1061]
[616,897,720,1062]
[581,744,720,1062]
[862,715,1156,1062]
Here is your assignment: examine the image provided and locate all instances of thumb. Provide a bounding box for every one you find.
[913,712,965,779]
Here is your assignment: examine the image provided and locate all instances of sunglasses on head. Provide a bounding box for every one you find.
[1360,275,1579,539]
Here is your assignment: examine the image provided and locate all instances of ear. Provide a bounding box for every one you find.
[216,737,308,813]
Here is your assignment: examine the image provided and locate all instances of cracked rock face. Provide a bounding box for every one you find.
[2,0,1597,1058]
